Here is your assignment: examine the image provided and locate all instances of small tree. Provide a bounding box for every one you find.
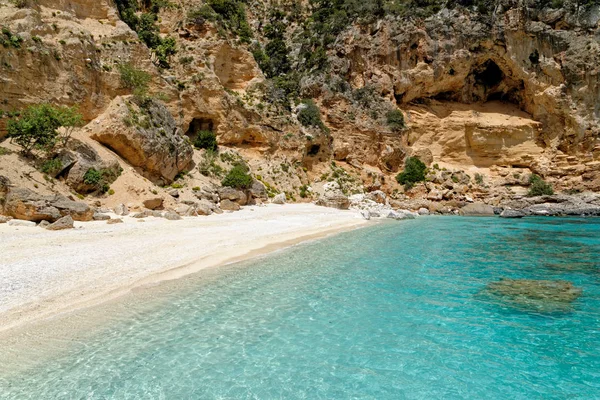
[118,63,151,99]
[298,99,328,133]
[7,104,82,155]
[221,164,252,189]
[396,157,427,189]
[386,109,405,131]
[528,174,554,196]
[194,130,218,151]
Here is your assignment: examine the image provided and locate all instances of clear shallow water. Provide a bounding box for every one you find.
[2,217,600,399]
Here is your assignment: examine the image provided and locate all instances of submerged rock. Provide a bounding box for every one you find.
[484,278,582,312]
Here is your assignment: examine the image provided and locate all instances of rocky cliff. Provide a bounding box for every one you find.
[0,0,598,216]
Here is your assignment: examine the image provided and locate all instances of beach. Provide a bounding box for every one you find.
[0,204,367,335]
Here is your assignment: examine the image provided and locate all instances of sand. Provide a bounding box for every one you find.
[0,204,368,334]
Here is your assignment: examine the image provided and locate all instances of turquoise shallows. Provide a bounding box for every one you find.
[1,217,600,399]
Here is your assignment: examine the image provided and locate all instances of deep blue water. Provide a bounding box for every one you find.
[1,217,600,399]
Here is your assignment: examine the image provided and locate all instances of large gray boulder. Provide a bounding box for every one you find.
[46,215,74,230]
[218,187,247,205]
[4,188,93,222]
[459,202,495,216]
[52,139,121,194]
[90,96,193,185]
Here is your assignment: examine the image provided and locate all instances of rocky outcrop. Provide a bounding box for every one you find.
[500,209,526,218]
[501,194,600,216]
[89,97,193,184]
[4,188,93,222]
[316,194,350,210]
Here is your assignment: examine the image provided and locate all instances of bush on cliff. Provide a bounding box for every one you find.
[222,164,253,189]
[528,175,554,196]
[7,104,83,155]
[396,157,427,189]
[194,130,218,151]
[298,99,329,133]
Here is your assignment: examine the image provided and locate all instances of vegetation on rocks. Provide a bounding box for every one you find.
[7,104,83,156]
[83,167,121,194]
[114,0,176,67]
[528,175,554,196]
[194,130,218,151]
[298,100,328,133]
[386,110,405,132]
[118,63,152,99]
[396,157,427,189]
[222,164,253,189]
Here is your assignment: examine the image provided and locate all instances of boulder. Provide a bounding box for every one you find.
[459,202,495,216]
[387,210,417,220]
[163,211,182,220]
[500,209,526,218]
[143,197,163,210]
[0,215,13,223]
[4,188,93,222]
[365,190,387,204]
[114,204,129,216]
[46,215,74,231]
[93,213,111,221]
[221,199,241,211]
[418,207,430,215]
[8,219,36,227]
[272,193,286,205]
[39,220,50,228]
[249,180,267,200]
[316,194,350,210]
[107,218,123,224]
[132,211,150,218]
[168,189,179,198]
[218,187,247,205]
[90,96,193,184]
[55,139,121,194]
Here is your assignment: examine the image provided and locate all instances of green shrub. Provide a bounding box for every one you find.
[222,164,252,189]
[396,157,427,189]
[83,167,120,193]
[193,130,217,151]
[7,104,83,155]
[83,168,102,186]
[40,158,63,175]
[474,173,484,185]
[298,99,328,132]
[118,63,151,98]
[0,26,23,48]
[528,174,553,196]
[386,109,405,131]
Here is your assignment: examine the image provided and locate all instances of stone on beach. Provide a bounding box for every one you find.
[46,215,75,231]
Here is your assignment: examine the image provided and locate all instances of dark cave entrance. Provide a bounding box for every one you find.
[308,144,321,156]
[186,118,214,137]
[475,60,504,89]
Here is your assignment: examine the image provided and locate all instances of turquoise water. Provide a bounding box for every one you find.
[2,217,600,399]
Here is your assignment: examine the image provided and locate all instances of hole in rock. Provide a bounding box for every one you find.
[475,60,504,88]
[186,118,214,137]
[308,144,321,156]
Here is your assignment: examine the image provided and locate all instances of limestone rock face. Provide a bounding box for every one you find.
[89,97,193,184]
[4,188,93,222]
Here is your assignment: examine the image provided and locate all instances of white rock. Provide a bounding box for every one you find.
[272,193,286,205]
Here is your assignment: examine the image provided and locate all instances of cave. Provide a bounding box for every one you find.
[185,118,214,137]
[475,60,504,89]
[308,144,321,156]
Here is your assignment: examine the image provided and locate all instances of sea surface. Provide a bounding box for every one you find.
[1,217,600,399]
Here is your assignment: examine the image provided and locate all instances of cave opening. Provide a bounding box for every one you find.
[475,60,504,88]
[308,144,321,156]
[185,118,214,138]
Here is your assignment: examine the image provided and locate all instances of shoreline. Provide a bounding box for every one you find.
[0,204,370,337]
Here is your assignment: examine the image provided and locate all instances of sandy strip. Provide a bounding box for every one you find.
[0,204,368,335]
